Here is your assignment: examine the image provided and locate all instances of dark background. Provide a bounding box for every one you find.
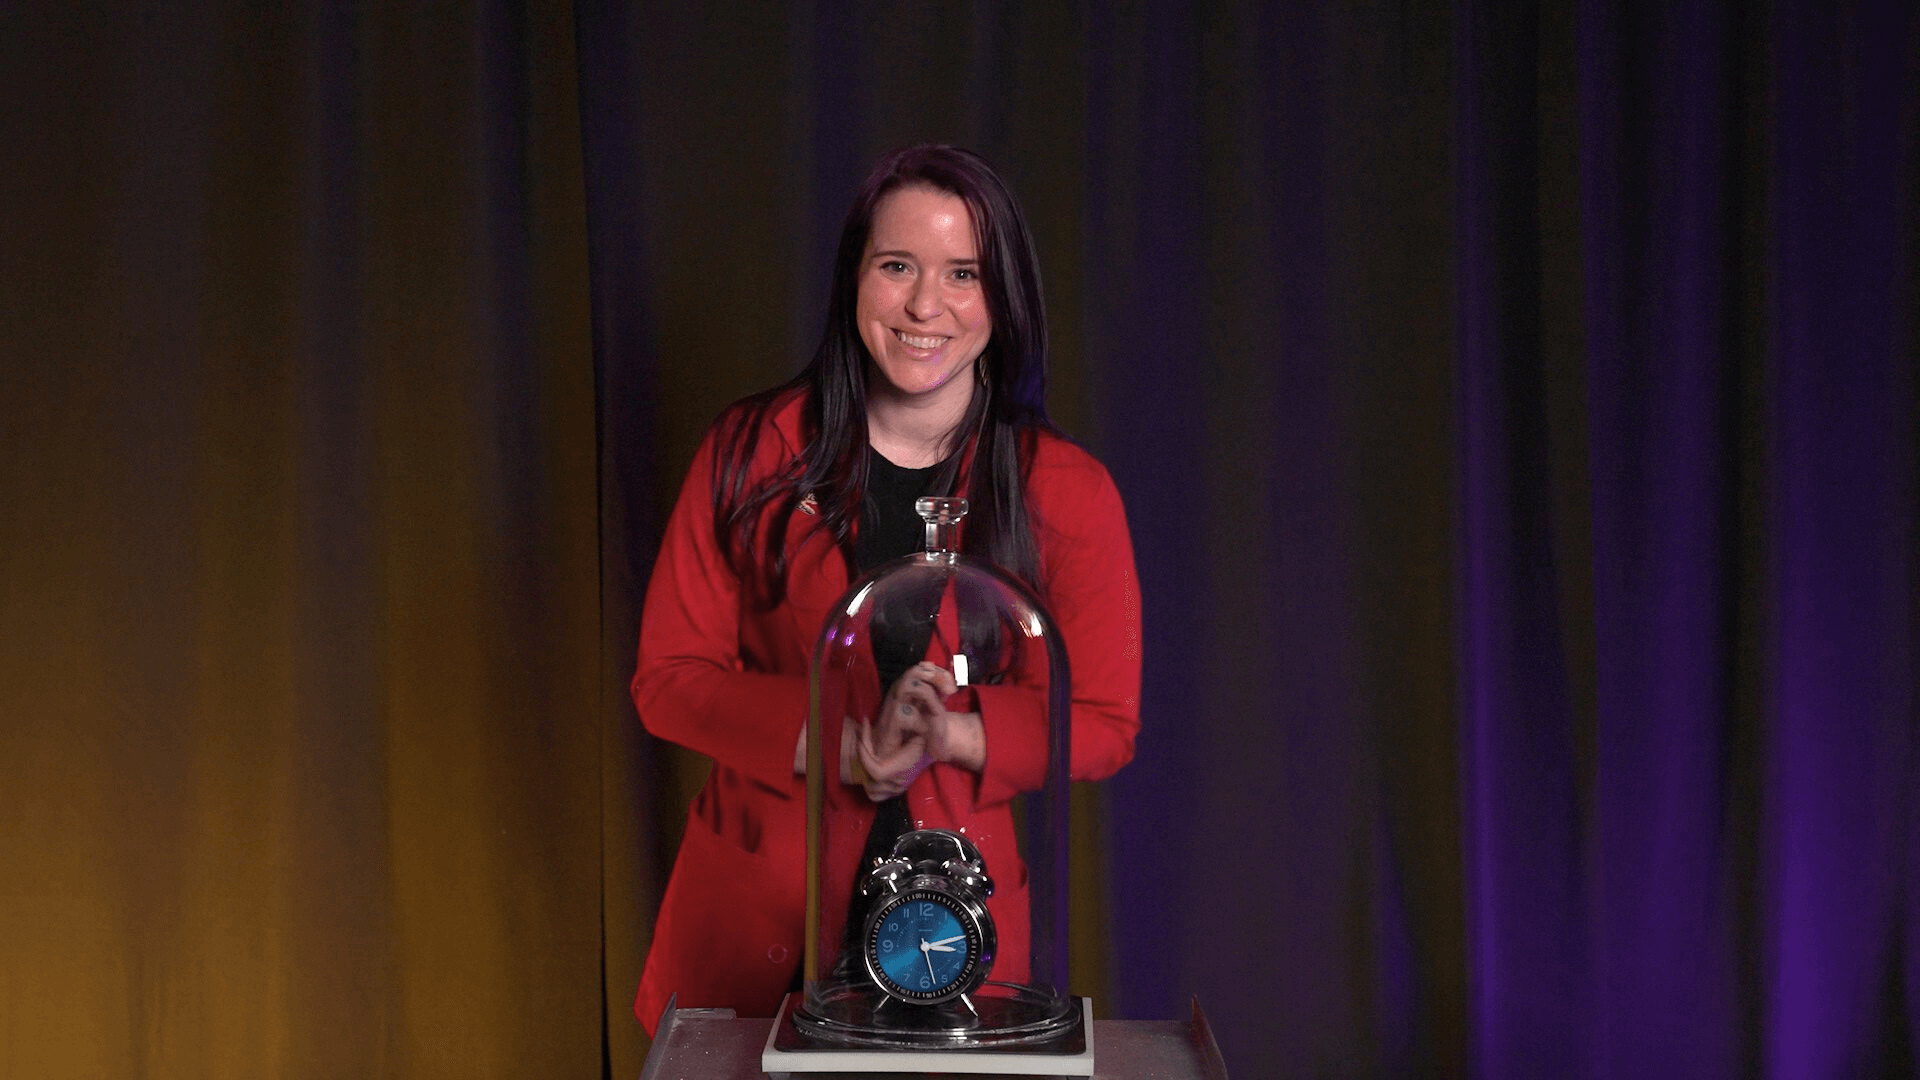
[2,2,1914,1077]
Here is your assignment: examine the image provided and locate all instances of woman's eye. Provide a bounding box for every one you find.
[882,260,910,274]
[951,268,977,282]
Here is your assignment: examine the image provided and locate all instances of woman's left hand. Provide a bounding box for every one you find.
[854,661,985,800]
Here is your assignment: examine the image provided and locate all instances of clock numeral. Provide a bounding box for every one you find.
[881,939,893,952]
[920,903,937,917]
[920,975,931,989]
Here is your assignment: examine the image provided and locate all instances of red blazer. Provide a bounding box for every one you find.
[631,390,1141,1032]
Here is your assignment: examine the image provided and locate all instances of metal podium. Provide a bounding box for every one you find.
[638,996,1230,1080]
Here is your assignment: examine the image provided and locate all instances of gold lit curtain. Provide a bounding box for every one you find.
[1,2,631,1075]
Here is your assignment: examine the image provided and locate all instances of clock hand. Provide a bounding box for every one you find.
[928,934,967,947]
[925,943,938,983]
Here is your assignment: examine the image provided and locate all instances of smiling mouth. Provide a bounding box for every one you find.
[894,329,949,351]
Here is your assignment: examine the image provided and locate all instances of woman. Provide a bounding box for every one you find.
[631,145,1140,1031]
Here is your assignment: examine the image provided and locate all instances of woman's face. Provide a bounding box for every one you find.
[856,185,992,409]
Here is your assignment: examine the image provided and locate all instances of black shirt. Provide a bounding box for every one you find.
[855,445,946,573]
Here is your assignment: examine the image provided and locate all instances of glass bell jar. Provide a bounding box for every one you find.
[789,496,1081,1053]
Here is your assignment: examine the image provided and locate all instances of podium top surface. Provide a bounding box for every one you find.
[639,999,1229,1080]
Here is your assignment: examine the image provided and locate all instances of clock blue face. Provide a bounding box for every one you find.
[868,892,977,1000]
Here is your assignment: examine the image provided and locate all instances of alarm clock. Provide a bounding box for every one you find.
[858,829,996,1005]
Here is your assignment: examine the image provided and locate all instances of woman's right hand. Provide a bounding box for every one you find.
[853,715,931,800]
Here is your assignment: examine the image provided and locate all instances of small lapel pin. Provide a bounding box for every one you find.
[797,493,818,516]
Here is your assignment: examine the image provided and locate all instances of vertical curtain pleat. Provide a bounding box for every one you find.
[1764,1,1918,1072]
[1083,0,1212,1033]
[1455,3,1593,1074]
[1580,0,1760,1075]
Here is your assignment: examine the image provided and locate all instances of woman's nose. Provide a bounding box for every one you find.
[905,278,942,321]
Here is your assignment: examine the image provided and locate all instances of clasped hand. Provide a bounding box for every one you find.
[853,661,985,801]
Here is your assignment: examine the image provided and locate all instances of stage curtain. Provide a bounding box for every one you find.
[4,2,1913,1078]
[1,2,609,1077]
[1083,1,1917,1075]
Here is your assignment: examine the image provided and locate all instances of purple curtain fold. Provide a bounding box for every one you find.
[1577,0,1759,1075]
[1086,0,1214,1035]
[1763,1,1917,1074]
[1454,0,1594,1071]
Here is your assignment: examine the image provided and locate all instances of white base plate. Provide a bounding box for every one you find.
[761,995,1095,1076]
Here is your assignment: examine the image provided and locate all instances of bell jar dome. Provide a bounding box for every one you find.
[784,495,1083,1057]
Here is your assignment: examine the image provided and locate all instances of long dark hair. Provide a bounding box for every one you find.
[711,144,1054,607]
